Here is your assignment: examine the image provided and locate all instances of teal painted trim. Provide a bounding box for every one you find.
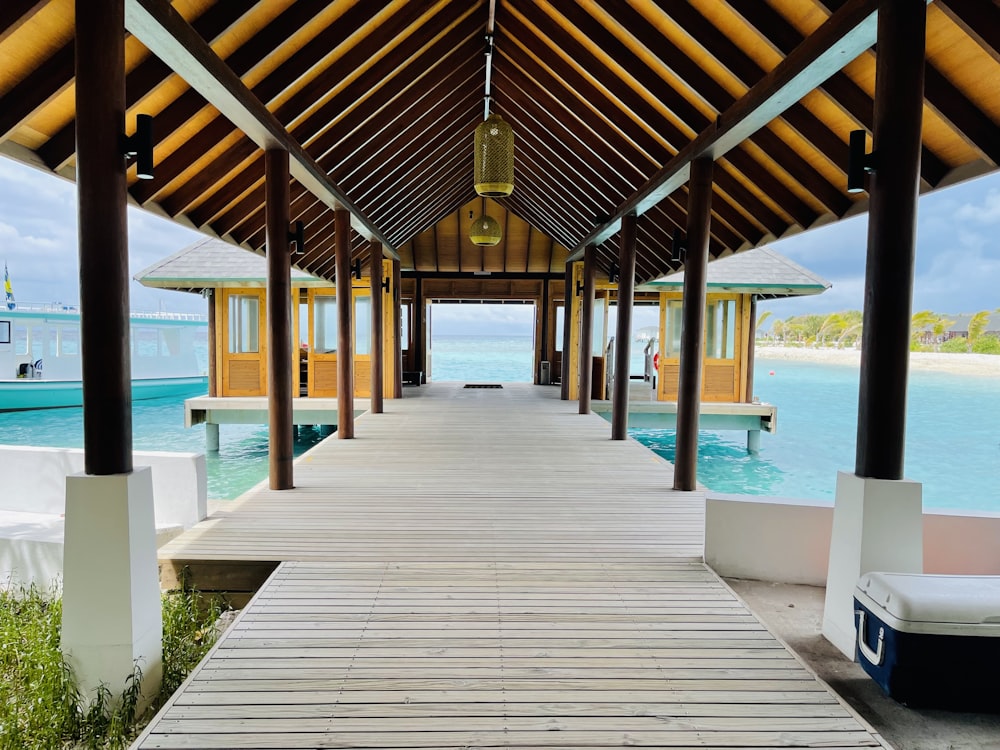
[0,376,207,412]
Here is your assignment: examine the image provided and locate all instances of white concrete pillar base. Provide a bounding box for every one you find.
[822,471,922,659]
[747,430,761,454]
[61,468,162,706]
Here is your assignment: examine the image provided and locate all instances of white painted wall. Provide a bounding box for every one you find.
[0,445,207,527]
[706,493,1000,585]
[0,446,207,588]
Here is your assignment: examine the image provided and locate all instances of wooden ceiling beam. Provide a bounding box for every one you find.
[722,0,949,186]
[124,0,398,257]
[0,0,46,45]
[502,12,787,236]
[0,42,73,142]
[937,0,1000,64]
[924,63,1000,168]
[570,0,885,260]
[187,12,481,234]
[38,3,247,171]
[504,6,810,235]
[559,0,847,218]
[131,1,389,206]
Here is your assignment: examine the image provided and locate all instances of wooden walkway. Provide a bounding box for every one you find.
[135,384,887,749]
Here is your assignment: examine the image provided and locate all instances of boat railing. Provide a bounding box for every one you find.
[8,302,206,322]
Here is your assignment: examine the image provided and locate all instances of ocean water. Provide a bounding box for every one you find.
[2,336,997,511]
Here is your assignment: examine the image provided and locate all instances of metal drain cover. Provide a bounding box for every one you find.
[464,384,503,389]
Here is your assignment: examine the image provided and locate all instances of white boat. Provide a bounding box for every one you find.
[0,303,207,412]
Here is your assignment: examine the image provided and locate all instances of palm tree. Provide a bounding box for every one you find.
[967,310,990,346]
[817,312,847,347]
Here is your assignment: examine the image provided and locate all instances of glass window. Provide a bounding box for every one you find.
[555,305,564,352]
[134,327,158,357]
[314,296,337,353]
[59,327,79,355]
[14,325,27,355]
[355,295,372,356]
[706,299,737,360]
[401,303,410,348]
[228,295,259,354]
[30,326,43,360]
[160,328,180,356]
[592,298,606,356]
[0,321,9,345]
[664,300,683,357]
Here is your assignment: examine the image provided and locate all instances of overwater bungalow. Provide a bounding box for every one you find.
[2,1,999,746]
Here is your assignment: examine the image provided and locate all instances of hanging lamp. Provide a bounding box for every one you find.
[474,34,514,197]
[470,200,502,246]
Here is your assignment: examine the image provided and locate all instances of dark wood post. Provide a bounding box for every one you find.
[673,158,713,491]
[745,295,757,402]
[207,289,217,397]
[855,0,926,480]
[265,149,293,489]
[392,259,403,398]
[578,245,596,414]
[369,244,384,414]
[76,0,131,476]
[560,263,572,399]
[612,214,637,439]
[335,209,354,439]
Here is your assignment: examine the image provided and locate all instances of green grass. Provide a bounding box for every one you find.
[0,584,227,750]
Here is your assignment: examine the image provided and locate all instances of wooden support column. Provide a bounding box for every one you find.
[745,296,757,402]
[538,279,549,384]
[77,0,131,476]
[265,149,293,489]
[611,214,637,440]
[207,289,217,397]
[369,244,384,414]
[392,259,403,398]
[578,245,596,415]
[673,157,713,491]
[560,264,572,399]
[335,209,354,439]
[856,0,926,480]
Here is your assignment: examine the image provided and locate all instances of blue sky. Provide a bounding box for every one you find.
[2,156,998,335]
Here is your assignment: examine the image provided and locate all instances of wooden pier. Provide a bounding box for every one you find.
[136,384,885,749]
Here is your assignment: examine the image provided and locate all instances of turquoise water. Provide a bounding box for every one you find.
[2,336,997,511]
[0,387,322,499]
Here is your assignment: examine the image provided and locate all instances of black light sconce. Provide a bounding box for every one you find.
[671,232,687,263]
[288,220,304,255]
[608,262,619,284]
[847,129,877,194]
[575,279,585,296]
[381,275,391,293]
[122,114,154,180]
[352,258,362,280]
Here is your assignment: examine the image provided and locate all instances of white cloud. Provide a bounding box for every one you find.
[955,188,1000,225]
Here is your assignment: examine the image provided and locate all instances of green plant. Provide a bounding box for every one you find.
[972,334,1000,355]
[0,583,227,749]
[940,336,969,353]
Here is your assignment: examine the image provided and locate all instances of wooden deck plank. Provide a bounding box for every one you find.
[135,385,885,749]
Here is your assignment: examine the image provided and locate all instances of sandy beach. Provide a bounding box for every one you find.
[755,344,1000,377]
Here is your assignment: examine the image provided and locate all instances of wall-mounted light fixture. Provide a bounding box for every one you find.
[288,220,304,255]
[608,262,619,284]
[352,258,362,280]
[671,232,687,263]
[122,113,154,180]
[847,129,877,194]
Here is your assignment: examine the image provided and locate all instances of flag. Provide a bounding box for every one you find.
[3,263,14,310]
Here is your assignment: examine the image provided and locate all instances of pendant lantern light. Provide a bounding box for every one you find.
[470,200,502,246]
[474,112,514,197]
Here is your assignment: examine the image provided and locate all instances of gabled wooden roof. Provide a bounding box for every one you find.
[641,246,831,299]
[1,1,997,285]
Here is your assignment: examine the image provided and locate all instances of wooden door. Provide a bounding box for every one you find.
[219,289,266,396]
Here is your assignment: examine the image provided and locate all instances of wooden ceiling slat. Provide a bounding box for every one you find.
[937,0,1000,64]
[923,64,1000,167]
[502,10,787,238]
[38,2,249,170]
[373,152,472,242]
[504,4,814,233]
[723,0,950,187]
[0,0,46,46]
[131,1,388,206]
[124,0,397,255]
[550,0,847,217]
[0,42,72,141]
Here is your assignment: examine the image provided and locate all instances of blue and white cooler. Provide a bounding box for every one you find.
[854,572,1000,710]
